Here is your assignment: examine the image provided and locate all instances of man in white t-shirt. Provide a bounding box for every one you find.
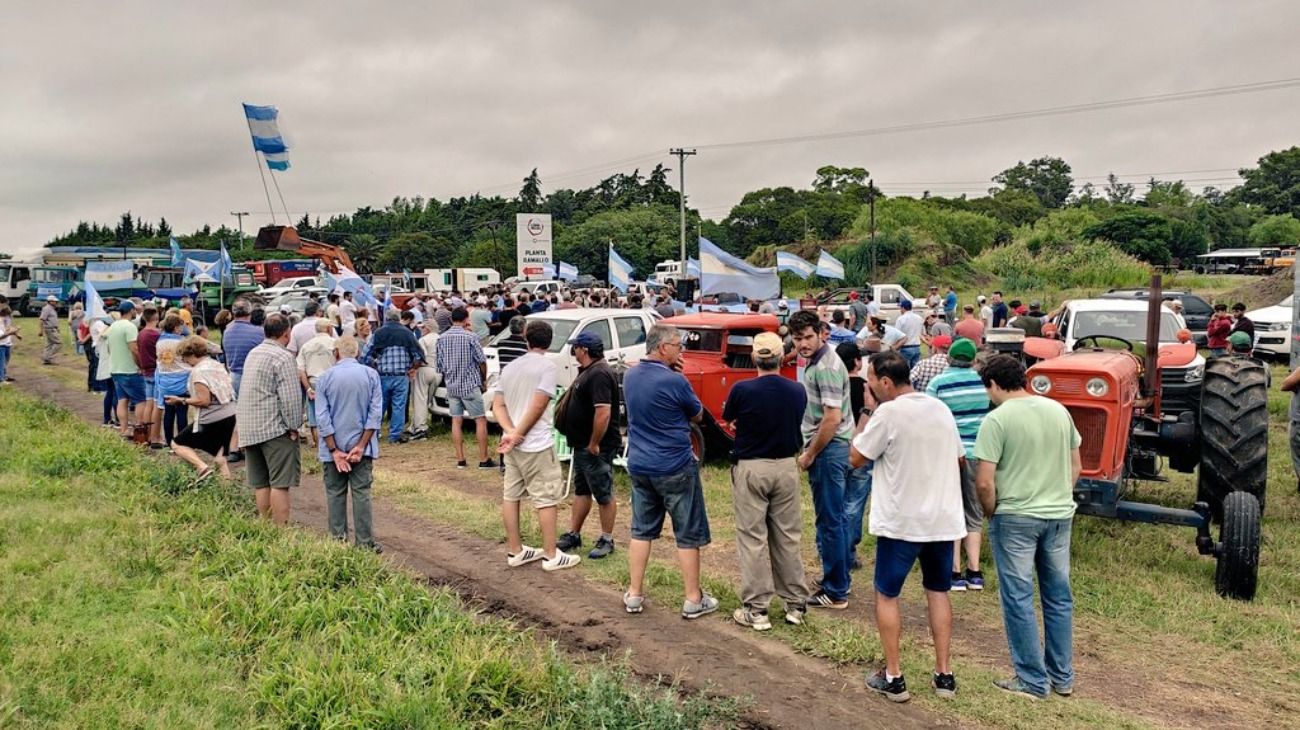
[288,300,322,354]
[893,300,925,369]
[491,319,581,573]
[339,293,358,329]
[407,322,441,440]
[850,349,966,703]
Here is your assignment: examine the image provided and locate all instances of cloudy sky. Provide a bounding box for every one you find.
[3,1,1299,258]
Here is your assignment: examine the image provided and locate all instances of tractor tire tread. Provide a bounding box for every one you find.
[1214,491,1261,600]
[1197,357,1268,520]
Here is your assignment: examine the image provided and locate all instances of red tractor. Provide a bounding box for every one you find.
[1023,276,1266,600]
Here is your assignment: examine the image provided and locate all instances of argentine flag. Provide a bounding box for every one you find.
[169,236,185,267]
[243,103,290,171]
[84,279,107,321]
[322,265,378,307]
[699,238,779,301]
[687,258,702,278]
[558,261,579,282]
[219,241,234,279]
[815,250,845,280]
[776,251,816,279]
[608,246,634,293]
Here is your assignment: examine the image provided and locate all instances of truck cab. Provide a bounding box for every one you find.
[25,266,80,314]
[0,262,33,310]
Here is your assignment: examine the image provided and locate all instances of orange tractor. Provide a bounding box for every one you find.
[1022,276,1266,599]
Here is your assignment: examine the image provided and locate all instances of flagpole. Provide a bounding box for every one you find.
[245,116,277,224]
[268,169,292,223]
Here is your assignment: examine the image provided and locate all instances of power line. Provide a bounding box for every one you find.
[690,77,1300,151]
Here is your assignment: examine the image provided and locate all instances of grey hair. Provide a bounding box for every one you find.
[755,354,782,372]
[231,301,252,317]
[509,316,527,334]
[334,336,360,359]
[384,307,401,322]
[646,323,679,353]
[315,318,334,333]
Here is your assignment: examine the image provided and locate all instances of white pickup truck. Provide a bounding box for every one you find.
[817,284,946,325]
[431,307,661,422]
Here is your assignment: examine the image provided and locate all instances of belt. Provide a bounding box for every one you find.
[900,344,920,349]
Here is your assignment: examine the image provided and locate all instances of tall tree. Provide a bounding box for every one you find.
[1105,173,1136,205]
[990,157,1073,208]
[296,212,312,230]
[518,168,542,210]
[1234,146,1300,218]
[157,217,172,238]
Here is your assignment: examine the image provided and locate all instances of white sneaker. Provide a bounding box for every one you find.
[542,550,581,572]
[507,546,545,567]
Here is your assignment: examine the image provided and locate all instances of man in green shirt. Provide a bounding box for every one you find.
[105,301,147,438]
[974,355,1081,701]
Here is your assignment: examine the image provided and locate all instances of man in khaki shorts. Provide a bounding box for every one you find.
[492,319,581,572]
[236,313,303,524]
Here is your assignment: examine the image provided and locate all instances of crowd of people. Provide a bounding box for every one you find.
[6,276,1286,707]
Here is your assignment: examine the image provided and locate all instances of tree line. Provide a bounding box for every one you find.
[45,147,1300,278]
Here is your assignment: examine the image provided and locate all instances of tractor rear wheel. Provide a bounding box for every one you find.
[1197,356,1268,519]
[1214,491,1260,601]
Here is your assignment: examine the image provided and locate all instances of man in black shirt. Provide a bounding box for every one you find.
[495,316,529,367]
[555,331,622,559]
[1231,302,1255,342]
[721,332,811,630]
[991,291,1009,328]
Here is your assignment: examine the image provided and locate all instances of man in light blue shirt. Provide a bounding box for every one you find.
[315,335,384,551]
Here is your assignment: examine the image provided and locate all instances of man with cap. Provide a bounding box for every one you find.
[978,295,993,329]
[926,286,943,312]
[105,300,147,438]
[926,338,991,592]
[924,311,953,342]
[556,331,622,560]
[894,300,925,368]
[848,291,870,332]
[910,335,952,392]
[40,294,62,365]
[1227,330,1254,357]
[1010,301,1046,338]
[722,331,811,630]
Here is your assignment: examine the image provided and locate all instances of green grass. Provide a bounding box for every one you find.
[0,389,737,729]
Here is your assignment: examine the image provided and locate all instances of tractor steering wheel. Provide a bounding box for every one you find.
[1072,335,1135,352]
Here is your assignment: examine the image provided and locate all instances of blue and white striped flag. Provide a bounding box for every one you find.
[687,258,701,278]
[608,245,634,292]
[776,251,816,279]
[699,238,779,301]
[815,250,845,280]
[558,261,578,282]
[84,260,135,286]
[83,278,107,321]
[321,265,377,307]
[219,241,234,279]
[169,236,185,267]
[242,103,290,171]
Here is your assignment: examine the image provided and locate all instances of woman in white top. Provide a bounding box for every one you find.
[91,313,116,426]
[166,335,238,481]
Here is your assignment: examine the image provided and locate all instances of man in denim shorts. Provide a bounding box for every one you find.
[621,323,717,620]
[435,307,493,469]
[851,350,967,703]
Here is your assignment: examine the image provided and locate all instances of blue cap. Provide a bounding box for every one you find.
[567,331,603,350]
[900,299,913,310]
[117,300,136,313]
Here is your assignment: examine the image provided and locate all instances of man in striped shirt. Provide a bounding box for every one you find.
[925,337,990,591]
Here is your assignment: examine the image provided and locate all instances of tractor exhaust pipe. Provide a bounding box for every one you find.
[1144,274,1162,402]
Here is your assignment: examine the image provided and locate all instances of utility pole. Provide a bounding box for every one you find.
[868,179,877,283]
[670,148,696,286]
[231,211,250,250]
[484,220,503,279]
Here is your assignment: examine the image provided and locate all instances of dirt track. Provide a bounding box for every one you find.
[13,361,945,730]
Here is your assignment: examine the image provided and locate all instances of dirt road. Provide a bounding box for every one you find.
[13,361,946,730]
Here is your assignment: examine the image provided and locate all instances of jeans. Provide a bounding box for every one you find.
[102,378,116,424]
[989,514,1075,696]
[0,345,9,384]
[162,403,189,444]
[899,344,921,369]
[807,439,852,600]
[845,464,873,555]
[380,374,410,442]
[324,457,375,547]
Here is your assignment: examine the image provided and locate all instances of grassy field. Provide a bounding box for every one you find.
[0,387,736,729]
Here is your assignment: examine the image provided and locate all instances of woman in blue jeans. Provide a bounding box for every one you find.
[0,304,18,385]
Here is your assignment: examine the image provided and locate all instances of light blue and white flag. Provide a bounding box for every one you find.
[83,278,107,321]
[402,268,412,288]
[84,260,135,286]
[242,103,290,171]
[699,237,779,301]
[687,258,701,278]
[558,261,579,282]
[184,258,220,284]
[219,241,234,279]
[321,265,377,307]
[815,249,845,280]
[608,246,634,292]
[776,250,816,279]
[169,236,185,267]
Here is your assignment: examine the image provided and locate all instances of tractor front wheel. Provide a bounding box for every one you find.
[1197,356,1268,519]
[1214,491,1260,601]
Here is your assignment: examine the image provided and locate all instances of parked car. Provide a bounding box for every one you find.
[515,280,563,298]
[265,288,329,317]
[431,307,661,422]
[816,284,941,324]
[1246,295,1292,360]
[261,275,324,297]
[1044,299,1205,416]
[1099,289,1213,345]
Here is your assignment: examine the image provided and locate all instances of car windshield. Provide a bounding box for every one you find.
[1073,311,1182,342]
[489,316,579,353]
[680,328,723,352]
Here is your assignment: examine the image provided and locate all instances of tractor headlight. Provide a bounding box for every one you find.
[1030,374,1052,395]
[1183,364,1204,382]
[1085,377,1109,397]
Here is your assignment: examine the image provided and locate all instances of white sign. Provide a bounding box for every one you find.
[516,213,553,279]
